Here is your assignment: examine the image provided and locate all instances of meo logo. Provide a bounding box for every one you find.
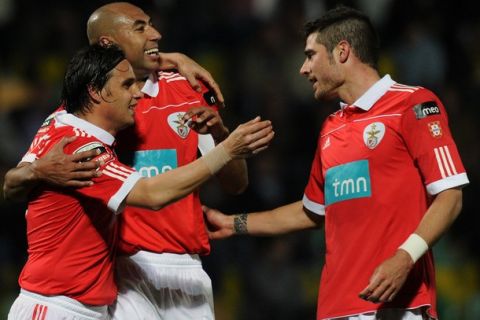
[133,149,177,177]
[325,160,371,206]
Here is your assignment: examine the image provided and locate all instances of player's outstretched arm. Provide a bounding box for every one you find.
[158,52,225,107]
[126,117,274,210]
[3,136,101,202]
[183,106,248,194]
[359,188,463,304]
[204,200,324,239]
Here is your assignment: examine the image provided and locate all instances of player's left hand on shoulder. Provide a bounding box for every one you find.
[358,250,414,303]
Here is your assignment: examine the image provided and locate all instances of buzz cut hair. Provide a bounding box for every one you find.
[304,6,380,68]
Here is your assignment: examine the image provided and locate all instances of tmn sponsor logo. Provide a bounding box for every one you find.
[133,149,177,177]
[325,159,371,206]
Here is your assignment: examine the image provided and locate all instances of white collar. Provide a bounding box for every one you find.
[340,74,395,111]
[141,72,159,97]
[56,113,115,146]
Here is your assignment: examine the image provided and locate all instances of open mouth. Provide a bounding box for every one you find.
[144,48,159,56]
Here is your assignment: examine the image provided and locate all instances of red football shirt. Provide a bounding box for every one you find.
[303,75,469,319]
[19,113,142,305]
[116,71,218,255]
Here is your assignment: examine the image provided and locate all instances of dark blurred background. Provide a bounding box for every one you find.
[0,0,478,319]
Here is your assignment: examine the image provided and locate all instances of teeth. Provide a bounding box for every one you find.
[145,48,159,55]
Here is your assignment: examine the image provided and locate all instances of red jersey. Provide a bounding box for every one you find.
[116,71,218,255]
[302,75,469,319]
[19,113,142,305]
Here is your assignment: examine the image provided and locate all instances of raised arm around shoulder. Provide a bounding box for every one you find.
[158,52,225,107]
[3,163,40,202]
[3,136,101,202]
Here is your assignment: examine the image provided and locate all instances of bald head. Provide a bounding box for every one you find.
[86,2,143,44]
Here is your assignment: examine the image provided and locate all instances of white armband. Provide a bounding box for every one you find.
[398,233,429,263]
[201,143,231,175]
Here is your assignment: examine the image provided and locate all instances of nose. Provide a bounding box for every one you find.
[132,83,144,99]
[147,25,162,42]
[299,59,309,76]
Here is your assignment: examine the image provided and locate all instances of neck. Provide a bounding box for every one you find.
[338,65,381,105]
[74,111,118,136]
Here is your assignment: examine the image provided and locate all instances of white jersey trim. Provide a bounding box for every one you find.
[108,172,142,214]
[56,113,115,146]
[198,134,215,155]
[302,194,325,216]
[426,173,469,195]
[21,153,37,164]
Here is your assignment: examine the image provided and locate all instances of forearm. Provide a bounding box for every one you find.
[3,163,38,202]
[157,52,183,70]
[216,159,248,195]
[236,201,322,236]
[413,188,463,246]
[127,145,230,209]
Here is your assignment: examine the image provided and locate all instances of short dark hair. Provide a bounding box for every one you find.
[304,6,379,68]
[61,44,126,114]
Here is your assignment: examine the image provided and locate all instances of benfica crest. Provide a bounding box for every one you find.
[167,112,190,139]
[363,122,385,149]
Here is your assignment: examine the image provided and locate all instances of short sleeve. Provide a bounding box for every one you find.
[303,144,326,215]
[64,139,142,214]
[401,88,469,195]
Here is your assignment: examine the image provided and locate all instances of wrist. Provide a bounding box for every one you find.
[213,127,230,144]
[29,161,43,183]
[398,233,429,263]
[201,143,232,174]
[233,213,248,234]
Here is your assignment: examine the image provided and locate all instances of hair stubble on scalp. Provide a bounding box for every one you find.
[304,5,380,68]
[86,2,135,45]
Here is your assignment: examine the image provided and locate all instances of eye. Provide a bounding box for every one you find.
[135,25,145,32]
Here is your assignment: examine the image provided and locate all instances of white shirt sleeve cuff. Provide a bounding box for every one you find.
[426,172,469,195]
[108,172,143,214]
[302,194,325,216]
[21,153,37,164]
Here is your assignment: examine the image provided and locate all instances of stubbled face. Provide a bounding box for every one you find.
[299,32,342,101]
[100,59,142,131]
[111,5,162,79]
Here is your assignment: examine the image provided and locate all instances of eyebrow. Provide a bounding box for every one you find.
[304,49,315,56]
[121,77,136,88]
[132,17,152,28]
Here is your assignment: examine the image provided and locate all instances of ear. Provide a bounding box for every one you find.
[87,85,102,104]
[336,40,351,64]
[99,36,114,47]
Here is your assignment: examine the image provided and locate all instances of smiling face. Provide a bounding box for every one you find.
[99,59,142,132]
[299,32,343,101]
[105,4,162,80]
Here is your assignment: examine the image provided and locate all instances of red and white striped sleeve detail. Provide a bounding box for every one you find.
[426,145,469,195]
[103,162,135,181]
[434,145,458,178]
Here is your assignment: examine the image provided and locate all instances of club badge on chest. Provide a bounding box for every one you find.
[167,112,191,139]
[363,122,385,149]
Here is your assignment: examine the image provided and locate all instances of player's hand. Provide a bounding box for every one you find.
[32,136,102,187]
[203,205,235,239]
[358,250,414,303]
[222,116,274,158]
[159,52,225,107]
[182,106,229,141]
